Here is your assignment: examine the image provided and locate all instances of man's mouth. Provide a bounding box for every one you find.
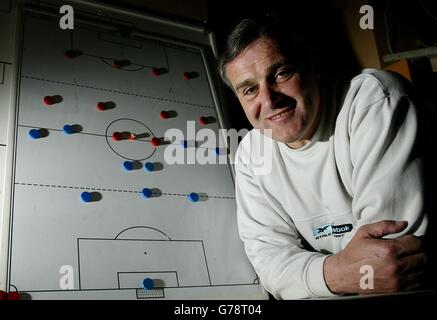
[268,104,296,121]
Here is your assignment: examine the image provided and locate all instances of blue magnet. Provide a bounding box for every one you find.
[188,192,200,203]
[28,129,41,139]
[142,278,154,290]
[81,191,92,203]
[144,162,154,172]
[180,140,188,149]
[63,124,74,135]
[141,188,153,198]
[123,161,134,171]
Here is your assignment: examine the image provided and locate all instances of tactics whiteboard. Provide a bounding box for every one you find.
[0,1,266,300]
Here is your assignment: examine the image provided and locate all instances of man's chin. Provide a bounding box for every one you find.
[260,131,297,144]
[275,136,298,144]
[257,127,303,143]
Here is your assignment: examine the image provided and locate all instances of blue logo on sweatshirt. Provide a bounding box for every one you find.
[313,223,353,239]
[313,224,332,237]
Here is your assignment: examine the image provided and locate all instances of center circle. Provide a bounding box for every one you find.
[105,118,156,161]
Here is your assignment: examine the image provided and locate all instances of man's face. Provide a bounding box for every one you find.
[226,38,320,148]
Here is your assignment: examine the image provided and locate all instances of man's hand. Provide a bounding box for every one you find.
[324,220,426,294]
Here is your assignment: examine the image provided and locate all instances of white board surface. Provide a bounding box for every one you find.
[4,12,266,300]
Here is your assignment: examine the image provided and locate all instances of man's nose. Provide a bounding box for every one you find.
[258,84,279,110]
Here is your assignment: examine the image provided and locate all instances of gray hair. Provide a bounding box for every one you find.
[218,15,315,89]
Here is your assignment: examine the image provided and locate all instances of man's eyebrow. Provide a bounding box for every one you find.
[234,79,256,93]
[233,60,290,93]
[267,61,288,74]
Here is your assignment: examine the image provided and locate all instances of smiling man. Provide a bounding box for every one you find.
[225,37,321,149]
[219,16,429,299]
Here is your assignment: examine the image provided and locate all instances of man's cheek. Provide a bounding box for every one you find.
[244,106,258,121]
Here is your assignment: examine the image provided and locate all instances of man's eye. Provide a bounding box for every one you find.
[275,69,293,81]
[243,86,258,96]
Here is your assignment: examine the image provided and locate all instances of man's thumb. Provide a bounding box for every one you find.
[360,220,408,238]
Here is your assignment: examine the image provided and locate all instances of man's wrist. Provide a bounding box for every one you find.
[323,254,342,294]
[307,255,338,297]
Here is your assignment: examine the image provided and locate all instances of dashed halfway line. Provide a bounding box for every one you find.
[15,182,235,200]
[161,192,235,200]
[16,182,139,193]
[22,75,215,109]
[204,195,236,200]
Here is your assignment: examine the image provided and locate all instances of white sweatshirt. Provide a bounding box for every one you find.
[234,69,428,299]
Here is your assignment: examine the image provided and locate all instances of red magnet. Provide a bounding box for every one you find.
[151,67,167,77]
[112,132,123,141]
[183,72,191,80]
[160,111,169,120]
[97,102,107,111]
[7,291,20,300]
[151,137,160,147]
[183,71,198,80]
[65,49,82,59]
[199,116,208,125]
[43,96,56,106]
[112,59,130,69]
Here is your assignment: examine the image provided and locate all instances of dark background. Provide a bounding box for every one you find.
[98,0,437,131]
[207,0,360,131]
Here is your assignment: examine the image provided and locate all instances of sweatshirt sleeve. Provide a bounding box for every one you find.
[235,159,336,299]
[349,74,427,238]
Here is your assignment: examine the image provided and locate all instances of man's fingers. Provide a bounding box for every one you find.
[401,279,422,292]
[398,252,427,274]
[399,270,425,292]
[359,220,408,238]
[394,235,424,257]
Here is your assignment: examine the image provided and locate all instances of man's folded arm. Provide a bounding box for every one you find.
[347,75,427,237]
